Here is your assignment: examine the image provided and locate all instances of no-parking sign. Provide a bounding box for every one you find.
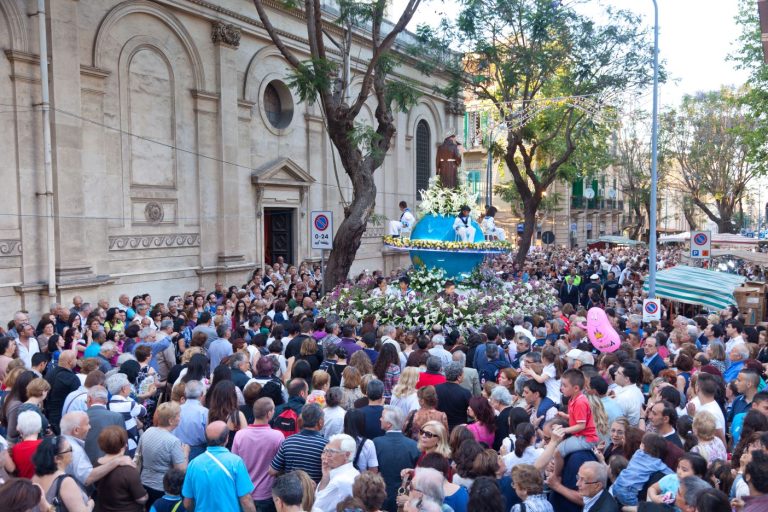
[689,230,711,259]
[643,299,661,322]
[311,211,333,250]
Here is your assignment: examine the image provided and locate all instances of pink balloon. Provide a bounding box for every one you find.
[585,307,621,353]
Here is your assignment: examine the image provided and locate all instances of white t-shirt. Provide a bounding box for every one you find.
[696,399,726,432]
[542,363,561,403]
[614,384,645,426]
[503,446,544,475]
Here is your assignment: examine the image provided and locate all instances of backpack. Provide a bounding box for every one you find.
[272,407,300,438]
[479,363,502,386]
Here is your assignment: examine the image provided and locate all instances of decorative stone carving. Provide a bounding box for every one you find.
[144,202,165,224]
[445,99,466,116]
[211,21,241,49]
[0,240,22,257]
[108,234,200,251]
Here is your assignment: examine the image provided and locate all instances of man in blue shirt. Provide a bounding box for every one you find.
[724,344,749,384]
[182,421,255,512]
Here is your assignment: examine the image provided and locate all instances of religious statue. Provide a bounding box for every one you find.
[435,130,462,189]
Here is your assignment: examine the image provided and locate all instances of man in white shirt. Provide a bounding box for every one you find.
[388,201,417,236]
[15,323,40,369]
[687,372,726,445]
[312,434,360,512]
[612,361,645,427]
[724,319,746,355]
[428,334,453,370]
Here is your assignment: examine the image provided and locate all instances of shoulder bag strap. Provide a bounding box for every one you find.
[204,451,234,482]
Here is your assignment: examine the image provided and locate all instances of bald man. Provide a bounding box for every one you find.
[183,421,256,512]
[46,349,82,433]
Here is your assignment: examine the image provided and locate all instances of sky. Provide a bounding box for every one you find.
[390,0,751,108]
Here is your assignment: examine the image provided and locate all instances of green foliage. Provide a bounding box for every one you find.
[660,87,758,231]
[730,0,768,173]
[349,122,384,159]
[385,79,421,113]
[287,58,338,103]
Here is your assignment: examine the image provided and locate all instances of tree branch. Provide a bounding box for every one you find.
[252,0,301,69]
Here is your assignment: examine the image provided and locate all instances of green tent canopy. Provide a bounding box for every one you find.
[642,265,746,311]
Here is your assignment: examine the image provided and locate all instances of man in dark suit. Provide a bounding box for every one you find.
[84,385,125,464]
[435,362,471,432]
[576,461,619,512]
[643,337,667,377]
[373,406,420,512]
[45,350,82,434]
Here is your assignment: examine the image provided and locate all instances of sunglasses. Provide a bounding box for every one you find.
[419,429,438,439]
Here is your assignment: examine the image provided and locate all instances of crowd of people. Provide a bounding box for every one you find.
[0,248,767,512]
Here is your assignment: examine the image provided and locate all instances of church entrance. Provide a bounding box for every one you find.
[264,208,294,265]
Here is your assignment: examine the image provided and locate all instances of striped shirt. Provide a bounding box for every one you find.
[108,395,146,452]
[270,429,327,482]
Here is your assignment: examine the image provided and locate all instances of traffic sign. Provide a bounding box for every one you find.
[541,231,555,244]
[517,223,525,234]
[689,230,711,259]
[643,299,661,322]
[570,223,578,232]
[311,211,334,250]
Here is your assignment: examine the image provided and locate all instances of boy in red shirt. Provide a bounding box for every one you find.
[554,368,599,459]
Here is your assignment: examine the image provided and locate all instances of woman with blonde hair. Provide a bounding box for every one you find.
[691,411,727,464]
[294,469,316,512]
[390,367,420,417]
[417,420,451,459]
[585,392,610,443]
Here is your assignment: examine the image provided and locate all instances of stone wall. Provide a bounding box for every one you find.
[0,0,459,318]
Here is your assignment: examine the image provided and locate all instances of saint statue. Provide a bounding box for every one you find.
[435,130,462,189]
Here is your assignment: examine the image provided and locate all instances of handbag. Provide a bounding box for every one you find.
[396,473,412,512]
[133,437,143,475]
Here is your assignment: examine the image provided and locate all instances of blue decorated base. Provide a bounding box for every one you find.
[409,214,486,279]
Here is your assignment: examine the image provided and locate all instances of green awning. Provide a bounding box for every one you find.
[643,265,746,310]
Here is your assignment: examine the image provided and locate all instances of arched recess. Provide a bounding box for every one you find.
[121,41,177,189]
[93,0,205,91]
[0,0,29,53]
[405,97,443,140]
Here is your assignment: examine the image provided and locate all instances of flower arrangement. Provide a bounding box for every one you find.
[319,274,559,333]
[383,236,513,252]
[418,176,479,217]
[408,266,446,294]
[465,266,506,290]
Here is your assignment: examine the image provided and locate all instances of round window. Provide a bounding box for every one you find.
[263,81,293,129]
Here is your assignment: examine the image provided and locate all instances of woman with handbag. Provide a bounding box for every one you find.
[31,436,93,512]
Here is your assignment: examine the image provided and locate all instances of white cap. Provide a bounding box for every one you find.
[590,274,600,280]
[566,349,595,365]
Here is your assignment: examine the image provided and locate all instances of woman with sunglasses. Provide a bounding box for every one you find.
[31,435,93,512]
[416,421,451,466]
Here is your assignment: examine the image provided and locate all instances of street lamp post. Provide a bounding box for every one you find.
[485,122,500,208]
[648,0,660,298]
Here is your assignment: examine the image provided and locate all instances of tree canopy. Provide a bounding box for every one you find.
[414,0,657,262]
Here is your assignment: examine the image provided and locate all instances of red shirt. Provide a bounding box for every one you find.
[416,372,447,389]
[567,393,599,443]
[11,439,42,479]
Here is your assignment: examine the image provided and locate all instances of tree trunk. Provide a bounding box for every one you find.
[683,201,698,230]
[323,166,376,289]
[515,199,540,267]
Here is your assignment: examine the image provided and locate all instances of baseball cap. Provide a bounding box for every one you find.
[565,349,595,365]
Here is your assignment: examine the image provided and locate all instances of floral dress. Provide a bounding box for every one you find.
[383,364,401,402]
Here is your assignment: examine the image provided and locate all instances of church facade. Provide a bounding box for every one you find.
[0,0,461,317]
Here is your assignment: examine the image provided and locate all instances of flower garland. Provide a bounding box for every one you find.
[418,176,479,217]
[383,236,513,251]
[319,277,559,333]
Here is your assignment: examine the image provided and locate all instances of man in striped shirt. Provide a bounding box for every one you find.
[105,373,146,456]
[268,403,327,482]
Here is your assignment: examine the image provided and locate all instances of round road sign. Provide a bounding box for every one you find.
[542,231,555,244]
[314,214,329,231]
[693,233,708,246]
[644,301,659,315]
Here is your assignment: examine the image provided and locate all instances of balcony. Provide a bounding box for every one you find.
[571,196,624,210]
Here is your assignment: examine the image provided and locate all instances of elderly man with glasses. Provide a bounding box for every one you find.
[313,434,360,512]
[576,461,618,512]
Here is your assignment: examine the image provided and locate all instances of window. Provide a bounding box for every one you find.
[467,170,481,195]
[263,81,293,129]
[415,120,431,199]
